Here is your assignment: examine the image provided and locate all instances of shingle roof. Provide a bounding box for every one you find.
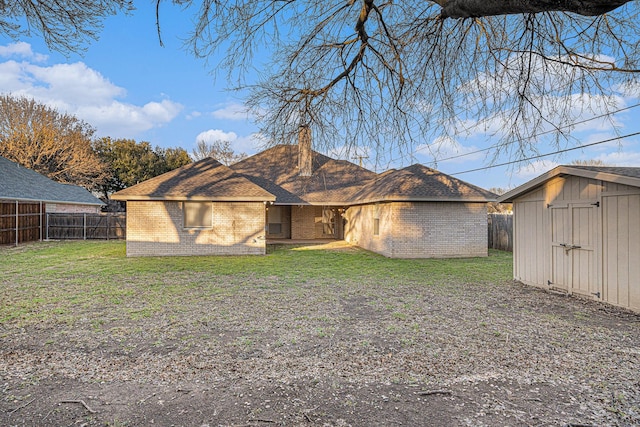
[566,165,640,179]
[352,164,497,203]
[111,157,276,201]
[499,165,640,203]
[109,145,494,205]
[0,156,104,205]
[230,145,378,204]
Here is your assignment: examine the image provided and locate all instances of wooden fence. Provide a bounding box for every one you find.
[46,213,125,240]
[1,201,125,245]
[488,213,513,252]
[0,201,44,245]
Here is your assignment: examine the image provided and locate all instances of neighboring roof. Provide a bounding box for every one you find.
[0,156,104,206]
[499,165,640,203]
[230,145,378,205]
[352,164,497,203]
[111,157,276,201]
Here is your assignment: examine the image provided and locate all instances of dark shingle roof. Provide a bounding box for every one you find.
[566,165,640,179]
[352,164,497,203]
[109,145,494,205]
[0,156,104,205]
[111,157,275,201]
[230,145,378,204]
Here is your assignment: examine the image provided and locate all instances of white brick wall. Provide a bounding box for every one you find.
[345,201,487,258]
[46,203,101,214]
[125,200,267,256]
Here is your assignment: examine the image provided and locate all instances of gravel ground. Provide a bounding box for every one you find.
[1,248,639,426]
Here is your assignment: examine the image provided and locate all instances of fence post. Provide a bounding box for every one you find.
[15,200,18,246]
[83,213,87,240]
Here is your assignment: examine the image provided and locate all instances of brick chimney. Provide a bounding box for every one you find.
[298,125,312,177]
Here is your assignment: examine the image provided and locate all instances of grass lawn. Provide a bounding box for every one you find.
[0,240,512,327]
[1,240,639,426]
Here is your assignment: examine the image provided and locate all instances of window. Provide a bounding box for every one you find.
[267,206,283,235]
[322,207,335,236]
[373,203,380,236]
[183,202,213,228]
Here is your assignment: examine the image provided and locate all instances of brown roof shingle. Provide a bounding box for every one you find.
[230,145,378,204]
[111,157,275,201]
[352,164,497,203]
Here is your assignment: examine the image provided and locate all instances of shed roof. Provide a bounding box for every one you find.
[0,156,104,206]
[499,165,640,203]
[352,164,497,203]
[111,157,276,202]
[230,144,378,205]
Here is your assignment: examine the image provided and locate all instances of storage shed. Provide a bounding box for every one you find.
[499,166,640,312]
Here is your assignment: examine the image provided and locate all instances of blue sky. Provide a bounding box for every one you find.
[1,3,640,191]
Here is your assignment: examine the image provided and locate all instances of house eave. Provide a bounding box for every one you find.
[111,195,276,202]
[349,196,495,205]
[0,197,104,206]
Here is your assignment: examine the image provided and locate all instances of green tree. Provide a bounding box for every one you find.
[0,95,106,189]
[93,137,192,197]
[157,146,193,173]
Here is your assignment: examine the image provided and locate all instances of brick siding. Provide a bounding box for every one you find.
[125,200,267,256]
[291,205,317,239]
[345,201,487,258]
[45,203,101,214]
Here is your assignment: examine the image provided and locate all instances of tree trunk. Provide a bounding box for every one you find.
[440,0,630,18]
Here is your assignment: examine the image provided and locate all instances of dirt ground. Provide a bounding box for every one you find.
[1,250,640,426]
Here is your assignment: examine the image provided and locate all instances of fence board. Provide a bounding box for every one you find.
[488,213,513,252]
[46,213,125,240]
[0,201,43,245]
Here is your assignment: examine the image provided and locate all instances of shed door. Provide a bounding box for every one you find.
[550,203,596,297]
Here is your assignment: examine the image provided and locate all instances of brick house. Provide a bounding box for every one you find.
[111,158,275,257]
[112,128,495,257]
[0,156,104,214]
[1,156,105,245]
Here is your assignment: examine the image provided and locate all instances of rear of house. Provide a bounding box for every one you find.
[111,158,276,256]
[344,164,494,258]
[112,127,495,259]
[500,166,640,312]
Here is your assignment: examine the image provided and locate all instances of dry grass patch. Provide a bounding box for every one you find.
[1,241,639,426]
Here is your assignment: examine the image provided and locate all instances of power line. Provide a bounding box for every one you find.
[419,102,640,164]
[449,131,640,176]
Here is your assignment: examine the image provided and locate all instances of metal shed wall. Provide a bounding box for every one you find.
[512,175,640,312]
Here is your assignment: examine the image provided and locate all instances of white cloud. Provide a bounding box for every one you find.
[455,51,640,144]
[514,160,558,180]
[415,136,483,165]
[211,102,250,120]
[0,42,47,62]
[594,150,640,166]
[0,42,183,138]
[186,111,202,120]
[77,100,183,136]
[195,129,238,143]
